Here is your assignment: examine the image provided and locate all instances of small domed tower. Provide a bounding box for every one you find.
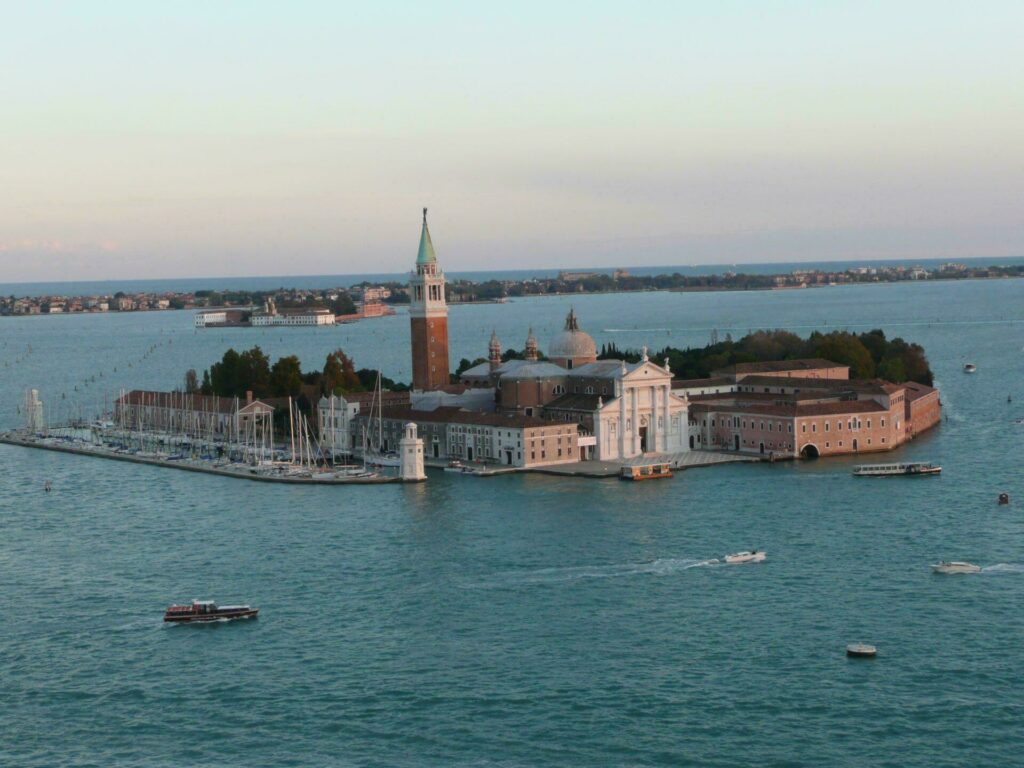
[524,327,539,362]
[548,308,597,370]
[488,330,502,372]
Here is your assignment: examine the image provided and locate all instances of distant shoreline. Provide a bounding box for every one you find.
[3,264,1023,319]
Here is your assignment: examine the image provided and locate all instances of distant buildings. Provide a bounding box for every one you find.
[554,268,630,282]
[250,299,334,326]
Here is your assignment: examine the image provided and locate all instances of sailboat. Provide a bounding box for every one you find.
[363,371,401,467]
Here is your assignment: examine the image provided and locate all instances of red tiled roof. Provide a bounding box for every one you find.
[343,390,411,405]
[713,358,847,376]
[672,377,733,388]
[689,399,886,418]
[795,400,886,416]
[116,390,273,414]
[377,406,563,430]
[901,381,938,402]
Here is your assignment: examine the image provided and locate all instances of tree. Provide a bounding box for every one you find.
[184,369,200,394]
[330,292,357,316]
[455,357,487,377]
[355,368,409,392]
[270,355,303,397]
[323,349,362,394]
[238,347,271,396]
[209,348,242,396]
[811,332,876,379]
[877,357,907,383]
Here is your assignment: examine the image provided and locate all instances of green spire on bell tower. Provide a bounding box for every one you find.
[416,207,438,266]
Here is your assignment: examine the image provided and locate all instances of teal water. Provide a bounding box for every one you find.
[2,280,1023,766]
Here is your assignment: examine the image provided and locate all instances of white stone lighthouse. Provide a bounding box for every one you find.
[399,422,426,482]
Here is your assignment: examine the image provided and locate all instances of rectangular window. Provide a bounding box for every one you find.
[812,424,816,433]
[825,422,829,432]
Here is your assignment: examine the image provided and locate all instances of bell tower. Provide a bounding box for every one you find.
[409,208,450,391]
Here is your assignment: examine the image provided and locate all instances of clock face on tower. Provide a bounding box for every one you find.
[409,209,450,391]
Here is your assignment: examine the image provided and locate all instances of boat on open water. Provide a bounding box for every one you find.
[724,550,766,564]
[847,643,877,658]
[931,561,982,574]
[164,600,259,623]
[853,462,941,477]
[964,363,977,373]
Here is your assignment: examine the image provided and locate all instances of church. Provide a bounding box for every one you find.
[404,209,690,463]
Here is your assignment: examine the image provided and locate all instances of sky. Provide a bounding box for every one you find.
[1,1,1022,282]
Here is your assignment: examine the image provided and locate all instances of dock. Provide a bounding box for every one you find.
[0,432,406,484]
[530,450,759,478]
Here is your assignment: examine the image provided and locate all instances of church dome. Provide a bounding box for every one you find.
[548,309,597,365]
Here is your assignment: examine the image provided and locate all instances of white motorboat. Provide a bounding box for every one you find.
[724,550,766,564]
[931,561,982,574]
[846,643,877,658]
[963,363,977,373]
[365,452,401,468]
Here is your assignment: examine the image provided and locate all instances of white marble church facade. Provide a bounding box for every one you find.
[578,357,689,461]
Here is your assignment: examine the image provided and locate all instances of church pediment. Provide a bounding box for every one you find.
[621,360,673,382]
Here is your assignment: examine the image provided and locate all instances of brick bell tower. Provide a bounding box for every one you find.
[409,208,450,391]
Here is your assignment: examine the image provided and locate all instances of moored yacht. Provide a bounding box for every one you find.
[164,600,259,623]
[931,561,982,574]
[724,550,766,564]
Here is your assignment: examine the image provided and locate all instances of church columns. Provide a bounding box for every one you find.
[618,386,626,458]
[662,383,671,451]
[626,387,634,454]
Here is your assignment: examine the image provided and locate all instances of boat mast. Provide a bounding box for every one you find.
[288,396,296,465]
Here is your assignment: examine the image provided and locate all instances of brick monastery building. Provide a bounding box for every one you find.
[680,360,941,458]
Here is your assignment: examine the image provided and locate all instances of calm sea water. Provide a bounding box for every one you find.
[2,279,1023,766]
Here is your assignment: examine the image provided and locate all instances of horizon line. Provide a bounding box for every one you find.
[3,254,1023,290]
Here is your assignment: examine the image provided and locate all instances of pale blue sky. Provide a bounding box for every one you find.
[1,1,1021,281]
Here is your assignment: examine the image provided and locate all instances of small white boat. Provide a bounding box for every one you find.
[931,561,982,574]
[846,643,877,658]
[365,452,401,468]
[724,550,766,564]
[963,363,977,373]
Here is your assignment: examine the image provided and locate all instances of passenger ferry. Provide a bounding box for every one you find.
[164,600,259,623]
[853,462,941,477]
[620,463,673,481]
